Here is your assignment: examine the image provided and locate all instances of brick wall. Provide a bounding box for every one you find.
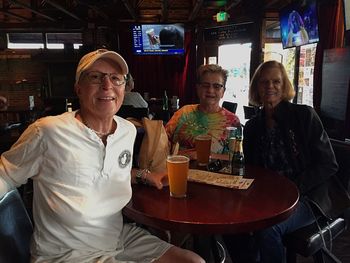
[0,55,45,108]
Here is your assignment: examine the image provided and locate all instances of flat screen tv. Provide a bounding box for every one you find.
[132,24,185,55]
[279,0,319,49]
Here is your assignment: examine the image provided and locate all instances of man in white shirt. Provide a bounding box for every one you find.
[0,49,204,263]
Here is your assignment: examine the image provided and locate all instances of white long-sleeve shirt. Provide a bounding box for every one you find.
[0,112,136,262]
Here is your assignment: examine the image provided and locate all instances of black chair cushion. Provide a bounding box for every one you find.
[283,217,346,257]
[0,189,33,263]
[118,105,149,119]
[222,102,237,114]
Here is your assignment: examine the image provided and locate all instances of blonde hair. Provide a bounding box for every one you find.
[197,64,228,88]
[249,60,295,106]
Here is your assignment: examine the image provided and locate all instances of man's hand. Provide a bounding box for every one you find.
[146,171,169,190]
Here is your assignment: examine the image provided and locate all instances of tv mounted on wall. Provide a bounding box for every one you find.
[131,24,185,55]
[279,0,320,49]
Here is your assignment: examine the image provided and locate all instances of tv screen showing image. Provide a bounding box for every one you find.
[279,0,319,49]
[132,24,185,55]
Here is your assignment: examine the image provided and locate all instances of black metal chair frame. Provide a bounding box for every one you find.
[0,188,33,263]
[283,139,350,263]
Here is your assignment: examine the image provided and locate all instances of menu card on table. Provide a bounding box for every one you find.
[188,169,254,189]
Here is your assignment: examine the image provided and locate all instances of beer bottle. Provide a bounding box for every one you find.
[162,90,169,111]
[231,137,244,176]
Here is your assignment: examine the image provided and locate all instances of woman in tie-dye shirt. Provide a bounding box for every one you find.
[165,64,240,154]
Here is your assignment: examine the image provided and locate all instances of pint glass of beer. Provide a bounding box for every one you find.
[195,135,212,166]
[167,155,190,198]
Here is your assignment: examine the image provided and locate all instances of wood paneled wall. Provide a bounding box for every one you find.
[0,56,45,108]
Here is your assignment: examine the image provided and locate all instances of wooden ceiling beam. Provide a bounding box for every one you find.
[43,0,83,21]
[74,0,110,21]
[188,0,203,22]
[161,0,168,22]
[8,0,56,21]
[225,0,243,11]
[0,9,30,22]
[0,21,84,31]
[121,0,138,21]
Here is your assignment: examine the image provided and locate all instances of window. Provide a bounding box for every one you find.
[208,56,217,64]
[46,33,82,49]
[7,32,83,49]
[264,43,296,86]
[219,43,252,123]
[264,18,317,107]
[264,42,317,107]
[7,33,44,49]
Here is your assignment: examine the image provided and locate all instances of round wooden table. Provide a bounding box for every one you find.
[123,165,299,235]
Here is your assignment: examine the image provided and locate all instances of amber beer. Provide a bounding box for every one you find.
[195,135,212,166]
[167,155,190,198]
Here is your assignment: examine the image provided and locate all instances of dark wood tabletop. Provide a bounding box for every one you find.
[123,165,299,235]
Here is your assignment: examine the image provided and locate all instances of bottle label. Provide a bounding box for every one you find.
[231,166,245,176]
[231,138,244,176]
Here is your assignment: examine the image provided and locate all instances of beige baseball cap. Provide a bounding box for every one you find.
[75,49,129,84]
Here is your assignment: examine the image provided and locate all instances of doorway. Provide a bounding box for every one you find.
[218,43,252,124]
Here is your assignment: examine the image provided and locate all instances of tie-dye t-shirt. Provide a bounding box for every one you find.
[165,104,240,154]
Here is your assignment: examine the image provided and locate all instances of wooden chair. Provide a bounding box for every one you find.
[283,139,350,263]
[0,189,33,263]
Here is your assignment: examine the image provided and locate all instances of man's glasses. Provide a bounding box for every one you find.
[199,82,224,90]
[83,71,126,86]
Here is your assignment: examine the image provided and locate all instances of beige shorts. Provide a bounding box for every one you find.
[115,223,173,262]
[31,223,173,263]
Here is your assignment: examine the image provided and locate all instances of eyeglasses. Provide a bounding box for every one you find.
[199,82,224,90]
[83,71,126,86]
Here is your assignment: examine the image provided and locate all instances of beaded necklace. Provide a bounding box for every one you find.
[78,111,113,138]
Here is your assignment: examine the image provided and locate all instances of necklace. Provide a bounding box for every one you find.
[78,111,113,138]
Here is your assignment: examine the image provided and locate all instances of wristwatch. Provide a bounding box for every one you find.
[135,169,150,184]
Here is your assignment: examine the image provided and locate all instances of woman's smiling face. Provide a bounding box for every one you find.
[257,67,284,108]
[196,72,225,108]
